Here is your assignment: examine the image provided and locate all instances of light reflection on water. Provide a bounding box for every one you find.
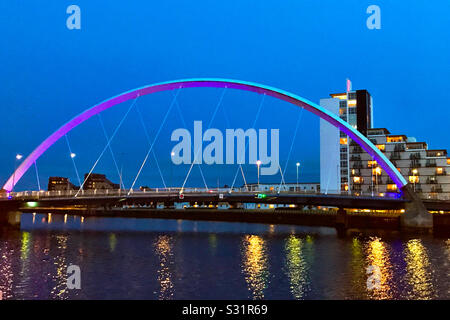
[404,239,434,299]
[284,235,311,299]
[0,213,448,300]
[241,235,269,299]
[154,235,174,300]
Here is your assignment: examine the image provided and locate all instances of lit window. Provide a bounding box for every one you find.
[372,167,382,175]
[340,138,348,145]
[376,144,385,151]
[387,136,404,143]
[353,176,361,183]
[387,184,397,191]
[436,167,443,175]
[409,176,419,183]
[347,100,357,106]
[447,159,450,165]
[368,160,377,168]
[344,185,349,191]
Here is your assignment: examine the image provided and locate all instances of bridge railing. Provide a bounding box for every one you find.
[0,187,413,200]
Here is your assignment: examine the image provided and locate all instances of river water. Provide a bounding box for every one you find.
[0,212,449,300]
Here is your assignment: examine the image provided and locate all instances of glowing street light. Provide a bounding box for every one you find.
[296,162,300,192]
[12,154,23,192]
[256,160,262,190]
[70,153,76,158]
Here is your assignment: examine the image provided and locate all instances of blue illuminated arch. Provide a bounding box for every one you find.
[3,78,408,192]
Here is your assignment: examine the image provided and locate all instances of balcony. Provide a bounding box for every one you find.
[394,144,406,152]
[350,155,361,161]
[430,186,443,193]
[352,146,363,153]
[426,160,437,167]
[410,153,422,160]
[409,160,422,168]
[352,161,363,169]
[436,169,447,176]
[390,152,401,161]
[427,177,438,184]
[350,170,361,176]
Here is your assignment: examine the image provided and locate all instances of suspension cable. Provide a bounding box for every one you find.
[34,161,41,191]
[180,88,227,193]
[65,134,82,187]
[277,106,304,193]
[98,113,126,190]
[174,97,209,191]
[76,95,139,197]
[229,94,266,192]
[136,103,167,189]
[128,89,181,194]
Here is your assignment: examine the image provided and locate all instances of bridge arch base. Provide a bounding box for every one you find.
[400,184,433,230]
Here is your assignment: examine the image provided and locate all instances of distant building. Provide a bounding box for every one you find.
[48,177,78,191]
[83,173,119,190]
[242,182,320,193]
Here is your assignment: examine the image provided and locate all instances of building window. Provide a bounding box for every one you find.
[340,137,348,145]
[353,176,362,184]
[368,160,377,168]
[372,167,382,176]
[387,136,404,143]
[409,176,419,183]
[447,158,450,165]
[387,184,398,191]
[376,144,386,151]
[347,100,357,107]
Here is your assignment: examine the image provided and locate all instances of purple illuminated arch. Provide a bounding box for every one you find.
[3,78,408,192]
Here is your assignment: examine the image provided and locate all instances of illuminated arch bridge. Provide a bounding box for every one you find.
[2,78,408,193]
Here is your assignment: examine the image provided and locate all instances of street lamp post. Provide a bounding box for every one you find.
[296,162,300,192]
[11,154,23,193]
[256,160,262,190]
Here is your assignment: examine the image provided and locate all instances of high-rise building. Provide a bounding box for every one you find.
[320,87,373,193]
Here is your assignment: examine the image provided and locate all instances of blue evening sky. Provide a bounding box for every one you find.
[0,1,449,190]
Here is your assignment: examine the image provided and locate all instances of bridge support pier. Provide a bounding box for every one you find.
[335,208,348,238]
[400,184,433,231]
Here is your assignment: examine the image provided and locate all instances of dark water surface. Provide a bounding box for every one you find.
[0,213,449,300]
